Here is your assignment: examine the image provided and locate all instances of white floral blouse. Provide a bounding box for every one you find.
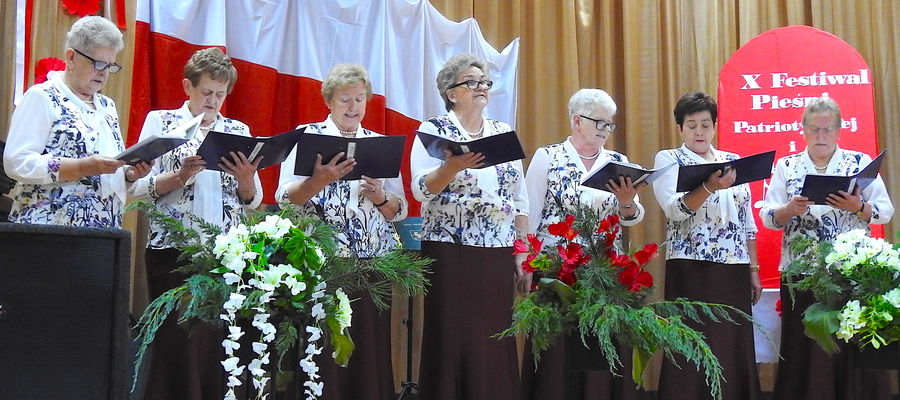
[652,145,757,264]
[410,110,528,248]
[525,139,645,249]
[3,74,127,228]
[129,102,263,249]
[275,116,407,258]
[760,147,894,269]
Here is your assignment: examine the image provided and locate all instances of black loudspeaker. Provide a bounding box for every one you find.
[0,222,131,399]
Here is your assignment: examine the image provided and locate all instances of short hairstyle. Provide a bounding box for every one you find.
[568,89,617,129]
[321,63,373,103]
[436,54,488,111]
[183,48,238,94]
[802,96,841,127]
[673,91,717,127]
[65,16,124,52]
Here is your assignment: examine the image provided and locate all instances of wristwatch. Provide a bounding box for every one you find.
[855,202,867,218]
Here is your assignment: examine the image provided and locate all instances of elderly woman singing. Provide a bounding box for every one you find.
[3,16,149,227]
[129,47,263,400]
[276,63,407,400]
[521,88,644,400]
[410,53,528,400]
[763,96,894,400]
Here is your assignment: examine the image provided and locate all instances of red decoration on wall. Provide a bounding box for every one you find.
[61,0,101,17]
[34,57,66,84]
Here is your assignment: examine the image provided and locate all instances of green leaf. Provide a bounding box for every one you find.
[326,315,355,367]
[538,278,576,303]
[632,345,654,386]
[802,303,842,354]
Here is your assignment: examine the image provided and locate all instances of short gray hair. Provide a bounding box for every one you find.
[436,54,487,111]
[802,96,841,127]
[65,16,124,52]
[568,89,617,129]
[321,64,373,103]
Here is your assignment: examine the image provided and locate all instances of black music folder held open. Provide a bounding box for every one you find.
[675,150,776,192]
[115,114,203,165]
[582,160,676,192]
[196,127,304,171]
[416,130,526,169]
[800,150,886,205]
[293,133,406,180]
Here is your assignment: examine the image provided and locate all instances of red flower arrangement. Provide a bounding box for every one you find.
[513,213,656,292]
[34,58,66,84]
[61,0,102,17]
[501,208,750,400]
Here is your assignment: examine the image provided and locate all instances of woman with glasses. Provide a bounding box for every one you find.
[651,91,762,400]
[129,47,263,400]
[3,16,150,227]
[521,88,644,399]
[410,53,527,399]
[762,97,893,400]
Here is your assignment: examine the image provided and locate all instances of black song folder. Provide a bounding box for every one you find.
[293,133,406,180]
[116,114,202,165]
[582,160,676,192]
[675,150,776,192]
[800,150,886,205]
[416,130,526,168]
[196,127,304,171]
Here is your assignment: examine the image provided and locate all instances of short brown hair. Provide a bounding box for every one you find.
[183,47,238,93]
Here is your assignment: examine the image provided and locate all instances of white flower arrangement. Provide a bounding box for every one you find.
[785,229,900,352]
[128,203,430,400]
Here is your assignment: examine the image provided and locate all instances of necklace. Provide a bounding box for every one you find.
[814,165,828,172]
[465,123,484,138]
[339,129,357,138]
[578,150,601,160]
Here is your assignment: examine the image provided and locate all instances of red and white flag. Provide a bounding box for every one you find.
[129,0,520,210]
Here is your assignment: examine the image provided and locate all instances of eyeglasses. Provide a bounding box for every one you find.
[579,115,617,132]
[73,48,122,74]
[448,79,493,90]
[804,125,838,135]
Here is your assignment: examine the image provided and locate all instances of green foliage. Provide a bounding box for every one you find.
[802,303,841,354]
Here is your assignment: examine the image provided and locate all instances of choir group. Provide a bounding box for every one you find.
[2,16,894,400]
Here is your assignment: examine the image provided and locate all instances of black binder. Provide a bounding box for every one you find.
[115,114,202,165]
[293,133,406,180]
[800,150,886,205]
[675,150,776,192]
[196,127,304,171]
[582,160,676,192]
[416,130,526,168]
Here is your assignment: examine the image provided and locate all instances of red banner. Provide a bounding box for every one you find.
[717,26,882,288]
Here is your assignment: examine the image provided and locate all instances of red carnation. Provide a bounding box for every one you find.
[61,0,102,17]
[775,299,782,317]
[34,57,66,84]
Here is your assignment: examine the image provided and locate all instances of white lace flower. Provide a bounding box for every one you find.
[223,292,246,311]
[836,300,866,341]
[221,356,243,373]
[249,358,266,377]
[222,272,241,285]
[227,375,243,387]
[284,275,307,295]
[334,288,353,330]
[883,288,900,309]
[252,342,268,355]
[251,215,294,238]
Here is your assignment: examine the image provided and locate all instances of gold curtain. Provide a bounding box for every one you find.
[2,0,898,392]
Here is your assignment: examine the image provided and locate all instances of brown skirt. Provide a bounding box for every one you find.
[418,241,521,400]
[774,288,893,400]
[143,248,228,400]
[520,337,643,400]
[657,259,761,400]
[316,291,394,400]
